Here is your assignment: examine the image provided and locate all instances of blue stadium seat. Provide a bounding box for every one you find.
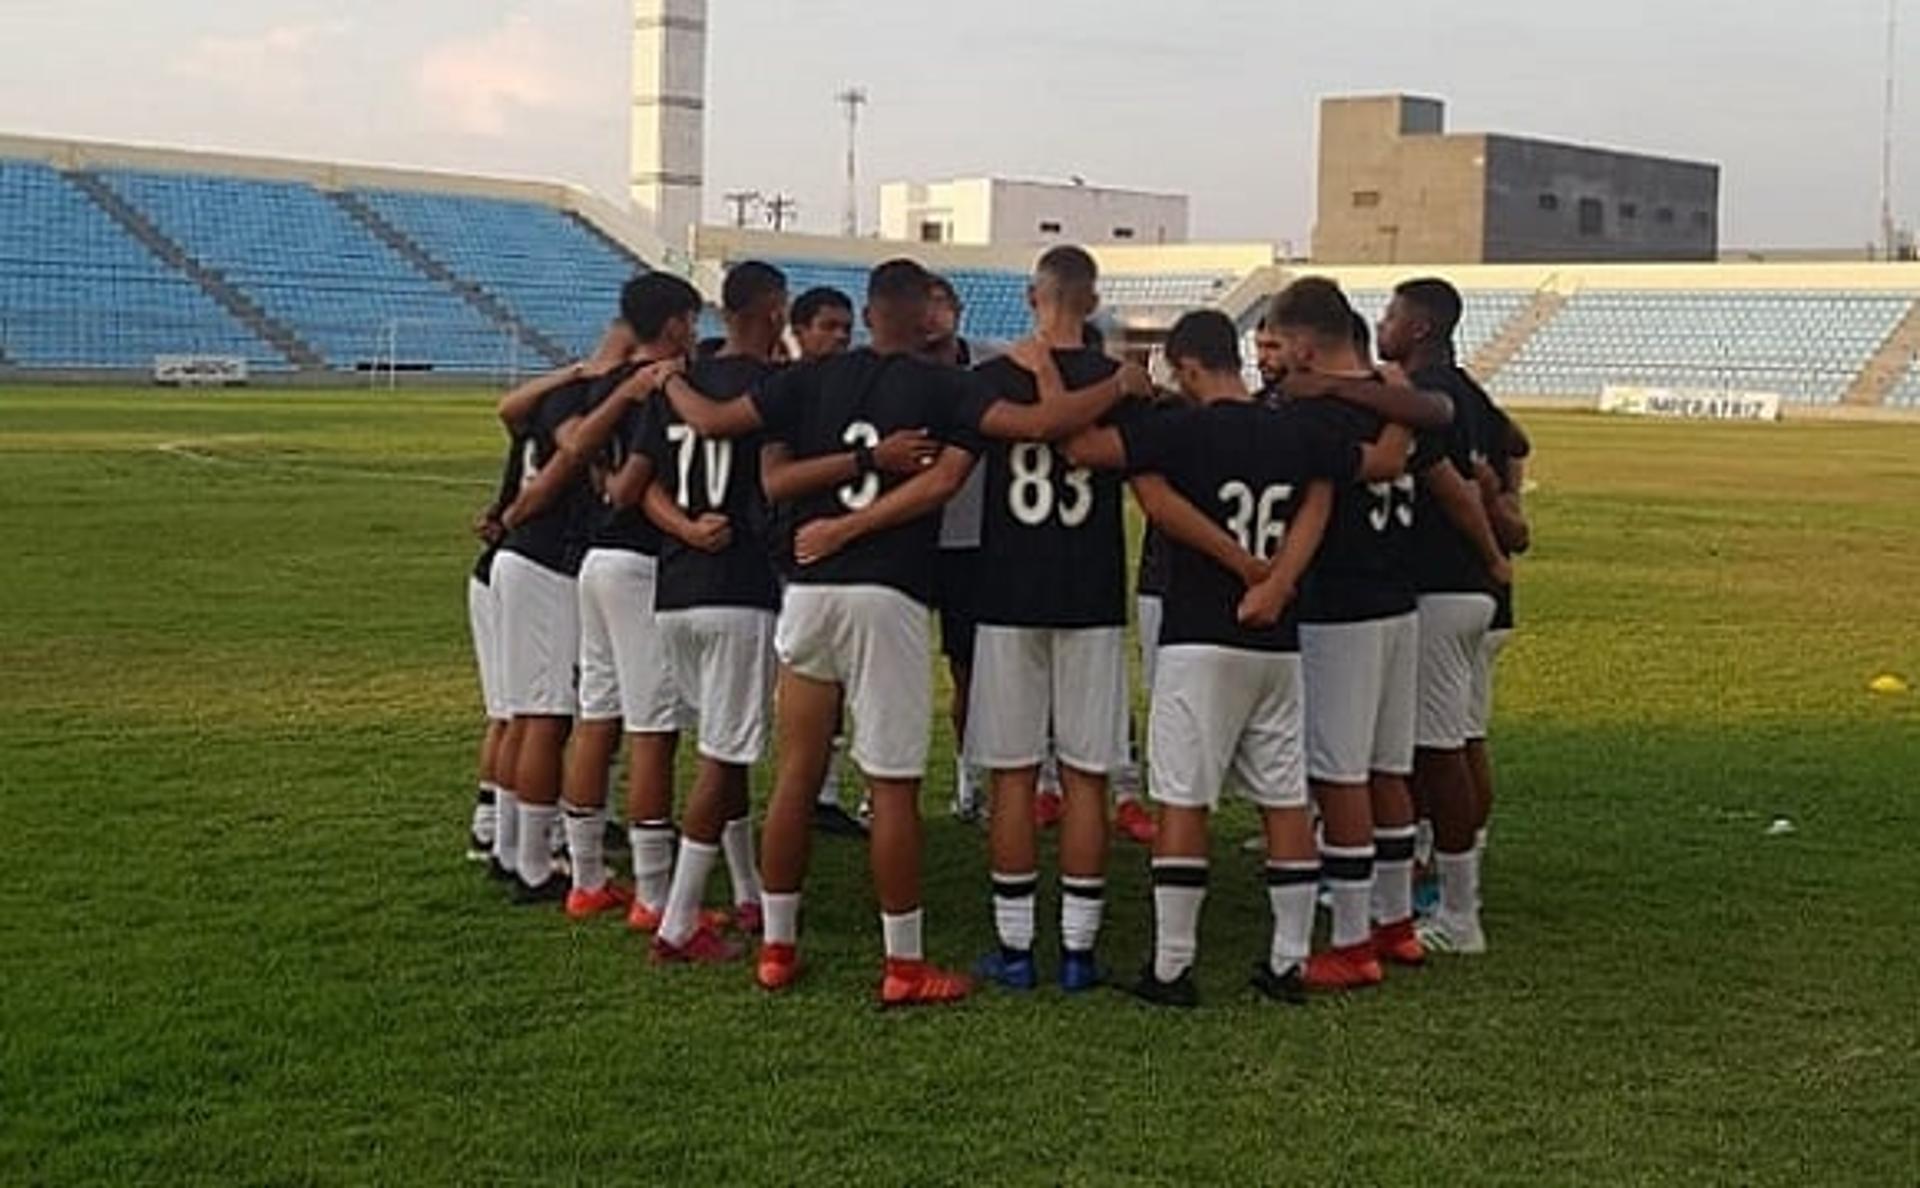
[1344,290,1535,361]
[762,260,1033,345]
[1887,355,1920,408]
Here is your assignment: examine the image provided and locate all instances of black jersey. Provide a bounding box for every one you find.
[1409,364,1498,595]
[473,434,526,583]
[1482,399,1519,632]
[583,365,665,558]
[751,348,986,604]
[635,355,780,613]
[1120,400,1359,653]
[1287,399,1419,625]
[500,378,596,576]
[961,349,1142,629]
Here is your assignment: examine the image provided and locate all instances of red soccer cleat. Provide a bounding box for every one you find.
[1113,799,1156,845]
[1303,943,1386,992]
[1372,918,1427,968]
[879,959,974,1008]
[565,881,633,921]
[1034,790,1065,830]
[733,900,764,935]
[756,942,801,992]
[650,924,745,965]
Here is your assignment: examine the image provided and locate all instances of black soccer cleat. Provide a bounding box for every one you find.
[1129,964,1199,1009]
[485,856,517,884]
[1250,960,1309,1006]
[510,875,570,906]
[812,802,870,838]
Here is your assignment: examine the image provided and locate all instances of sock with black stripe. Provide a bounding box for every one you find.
[1266,860,1319,977]
[991,870,1038,953]
[1322,843,1375,949]
[562,800,605,891]
[1150,858,1208,982]
[1061,875,1106,953]
[1372,825,1417,925]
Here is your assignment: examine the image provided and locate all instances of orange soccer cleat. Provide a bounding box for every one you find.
[627,902,734,934]
[1371,918,1427,968]
[650,924,745,965]
[879,958,974,1008]
[1034,790,1065,830]
[755,942,802,992]
[565,881,633,921]
[1303,942,1386,992]
[1113,799,1157,845]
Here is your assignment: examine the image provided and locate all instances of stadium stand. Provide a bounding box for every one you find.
[766,259,1034,343]
[1101,273,1238,310]
[1343,289,1536,361]
[1888,357,1920,408]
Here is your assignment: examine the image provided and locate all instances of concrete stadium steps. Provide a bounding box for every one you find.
[1842,296,1920,406]
[63,170,319,370]
[1469,289,1568,381]
[327,191,571,369]
[566,209,648,273]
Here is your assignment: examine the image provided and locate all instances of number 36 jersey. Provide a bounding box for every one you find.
[751,348,986,605]
[961,348,1145,629]
[1119,400,1359,653]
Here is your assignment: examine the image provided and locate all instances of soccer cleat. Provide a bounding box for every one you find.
[627,903,733,934]
[466,831,495,863]
[732,900,764,935]
[1417,913,1487,956]
[1371,919,1427,968]
[1412,872,1441,919]
[1250,960,1309,1005]
[812,801,869,838]
[511,875,569,907]
[755,942,802,992]
[1129,964,1199,1009]
[974,947,1039,991]
[879,959,973,1008]
[650,924,745,965]
[1059,949,1105,994]
[1034,790,1065,830]
[1303,943,1385,992]
[1113,799,1156,845]
[564,881,633,921]
[485,856,517,884]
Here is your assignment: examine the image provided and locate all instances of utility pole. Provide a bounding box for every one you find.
[835,86,868,238]
[765,193,798,233]
[1883,0,1900,261]
[723,189,762,229]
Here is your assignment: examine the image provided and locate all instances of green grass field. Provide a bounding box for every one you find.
[2,385,1917,1185]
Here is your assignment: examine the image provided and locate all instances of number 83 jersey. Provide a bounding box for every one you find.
[1119,400,1361,653]
[964,348,1142,629]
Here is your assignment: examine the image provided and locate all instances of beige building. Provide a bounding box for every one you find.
[878,177,1189,247]
[1314,95,1720,265]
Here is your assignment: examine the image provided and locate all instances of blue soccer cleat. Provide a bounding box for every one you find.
[1059,949,1105,993]
[975,947,1039,991]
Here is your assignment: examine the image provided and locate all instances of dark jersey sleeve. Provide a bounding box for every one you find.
[749,364,812,443]
[933,366,991,455]
[1117,404,1195,476]
[630,393,671,473]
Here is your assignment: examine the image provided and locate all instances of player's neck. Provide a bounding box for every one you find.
[1192,374,1250,404]
[1035,311,1085,349]
[716,334,773,363]
[1403,343,1454,374]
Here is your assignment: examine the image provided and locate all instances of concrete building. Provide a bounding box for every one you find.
[630,0,707,258]
[878,177,1189,247]
[1314,95,1720,265]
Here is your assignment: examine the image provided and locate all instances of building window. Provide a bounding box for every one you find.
[1352,190,1382,209]
[1620,202,1639,220]
[1113,227,1136,240]
[918,221,946,244]
[1656,207,1676,226]
[1578,197,1604,236]
[1538,193,1560,213]
[1691,210,1712,230]
[1038,220,1063,234]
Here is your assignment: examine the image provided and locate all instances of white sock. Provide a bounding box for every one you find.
[492,788,520,873]
[630,820,675,911]
[954,756,977,809]
[1150,859,1207,982]
[817,739,845,807]
[562,800,606,891]
[1473,827,1489,910]
[1322,843,1375,949]
[762,891,801,946]
[516,801,558,888]
[1414,818,1435,867]
[472,783,498,843]
[721,815,761,909]
[1061,876,1106,953]
[1437,849,1480,923]
[1372,825,1418,925]
[658,839,719,947]
[1267,860,1320,976]
[991,870,1038,952]
[881,909,923,961]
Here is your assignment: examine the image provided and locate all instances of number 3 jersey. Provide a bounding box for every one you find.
[1119,400,1360,652]
[750,347,986,605]
[960,348,1143,629]
[1283,398,1419,625]
[632,354,780,613]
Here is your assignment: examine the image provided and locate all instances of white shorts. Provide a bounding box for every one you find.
[1416,593,1497,751]
[776,584,932,780]
[1148,645,1307,812]
[1300,613,1419,784]
[577,548,684,733]
[660,607,776,765]
[1137,594,1164,698]
[1467,627,1512,741]
[966,625,1130,774]
[467,572,508,722]
[494,549,580,718]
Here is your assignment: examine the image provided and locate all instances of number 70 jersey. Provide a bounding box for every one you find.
[963,348,1143,629]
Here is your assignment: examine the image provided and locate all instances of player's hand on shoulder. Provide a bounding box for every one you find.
[794,517,852,566]
[874,428,938,474]
[1118,361,1153,399]
[633,357,685,395]
[686,513,733,554]
[1006,335,1051,374]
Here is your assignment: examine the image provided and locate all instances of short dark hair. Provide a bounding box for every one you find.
[790,286,853,328]
[1394,278,1464,339]
[1267,277,1356,343]
[620,272,704,342]
[1035,245,1098,309]
[721,260,787,315]
[925,273,961,306]
[1164,310,1241,373]
[1350,311,1373,360]
[869,258,933,306]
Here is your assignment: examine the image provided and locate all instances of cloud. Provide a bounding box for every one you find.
[169,20,353,100]
[413,12,596,138]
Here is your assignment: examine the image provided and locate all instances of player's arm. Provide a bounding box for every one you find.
[1129,473,1265,589]
[640,476,732,554]
[975,346,1149,442]
[604,450,657,510]
[793,447,975,565]
[1423,460,1513,586]
[1060,425,1128,470]
[760,432,939,504]
[1358,423,1414,482]
[496,362,586,431]
[1238,481,1332,627]
[1284,370,1453,429]
[662,371,763,439]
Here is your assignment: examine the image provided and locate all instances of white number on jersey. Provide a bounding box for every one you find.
[666,424,734,509]
[1219,480,1295,560]
[519,438,540,491]
[1007,442,1095,528]
[839,421,881,510]
[1366,475,1416,533]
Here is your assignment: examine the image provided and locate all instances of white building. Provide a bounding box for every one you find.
[879,177,1189,248]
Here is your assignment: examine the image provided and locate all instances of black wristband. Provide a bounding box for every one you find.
[854,443,876,474]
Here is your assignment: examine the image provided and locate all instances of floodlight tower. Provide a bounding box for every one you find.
[631,0,708,256]
[837,86,869,238]
[1882,0,1901,260]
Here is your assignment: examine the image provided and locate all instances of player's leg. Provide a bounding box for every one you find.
[1235,652,1318,1003]
[561,551,629,918]
[700,607,774,930]
[941,602,983,822]
[1299,620,1386,991]
[1464,627,1510,874]
[967,625,1049,989]
[1413,594,1496,954]
[494,551,580,903]
[1114,593,1164,845]
[488,718,523,882]
[1053,626,1130,987]
[1368,611,1425,965]
[811,700,862,836]
[623,731,679,929]
[466,572,508,861]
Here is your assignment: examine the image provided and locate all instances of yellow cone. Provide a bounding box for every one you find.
[1868,674,1911,695]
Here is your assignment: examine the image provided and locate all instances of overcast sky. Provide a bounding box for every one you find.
[0,0,1911,249]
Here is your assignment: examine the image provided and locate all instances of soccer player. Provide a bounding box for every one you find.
[1253,317,1288,400]
[959,246,1154,991]
[790,286,855,362]
[658,258,985,1005]
[463,437,524,861]
[1376,278,1514,956]
[489,324,639,902]
[1466,407,1532,877]
[1262,279,1456,991]
[1066,309,1406,1007]
[626,261,791,962]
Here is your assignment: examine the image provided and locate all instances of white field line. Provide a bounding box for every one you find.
[154,439,491,488]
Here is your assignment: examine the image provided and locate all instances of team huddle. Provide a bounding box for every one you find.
[461,247,1531,1008]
